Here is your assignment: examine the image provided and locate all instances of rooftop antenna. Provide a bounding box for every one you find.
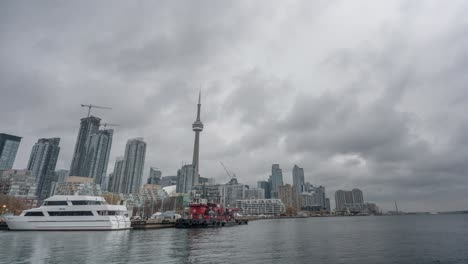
[80,104,112,117]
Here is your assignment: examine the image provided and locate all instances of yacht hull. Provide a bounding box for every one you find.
[5,216,132,231]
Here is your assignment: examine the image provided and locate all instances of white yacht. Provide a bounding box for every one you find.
[4,195,131,231]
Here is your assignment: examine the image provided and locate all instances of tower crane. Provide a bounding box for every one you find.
[219,161,237,180]
[80,104,112,117]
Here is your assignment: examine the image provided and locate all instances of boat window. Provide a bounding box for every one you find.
[43,201,68,206]
[25,212,44,216]
[48,211,94,216]
[71,201,102,205]
[96,211,124,216]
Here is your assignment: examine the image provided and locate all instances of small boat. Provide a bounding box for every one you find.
[4,195,131,231]
[175,197,248,228]
[131,211,181,229]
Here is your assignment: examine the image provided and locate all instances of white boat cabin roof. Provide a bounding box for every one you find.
[44,195,105,202]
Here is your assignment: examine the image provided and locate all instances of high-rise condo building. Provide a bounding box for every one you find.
[292,164,305,193]
[278,184,298,209]
[270,164,283,198]
[176,164,194,194]
[147,167,162,185]
[55,169,69,183]
[352,188,364,204]
[110,157,124,193]
[335,188,365,212]
[257,180,271,199]
[27,138,60,200]
[83,129,113,185]
[120,138,146,194]
[0,133,22,170]
[69,116,101,176]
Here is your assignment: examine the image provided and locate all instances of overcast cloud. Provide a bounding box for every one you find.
[2,0,468,212]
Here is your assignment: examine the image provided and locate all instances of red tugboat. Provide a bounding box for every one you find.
[175,197,248,228]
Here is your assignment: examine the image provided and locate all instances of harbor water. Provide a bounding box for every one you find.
[1,215,467,264]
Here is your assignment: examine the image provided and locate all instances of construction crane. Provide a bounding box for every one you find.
[219,161,237,180]
[81,104,112,117]
[100,123,120,129]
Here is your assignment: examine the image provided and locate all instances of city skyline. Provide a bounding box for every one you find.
[2,1,468,212]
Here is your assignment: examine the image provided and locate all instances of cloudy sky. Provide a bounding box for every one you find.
[2,0,468,212]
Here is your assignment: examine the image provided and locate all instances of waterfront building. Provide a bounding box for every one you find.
[83,129,113,185]
[55,169,69,183]
[334,190,347,211]
[292,164,305,193]
[236,199,285,216]
[161,175,178,187]
[51,176,101,196]
[0,169,37,198]
[298,184,328,212]
[270,164,283,199]
[334,188,366,213]
[244,188,265,199]
[278,184,298,209]
[120,138,146,194]
[147,167,162,185]
[0,133,22,170]
[325,198,331,212]
[352,188,364,204]
[219,178,247,208]
[176,164,195,194]
[69,116,101,176]
[27,138,60,200]
[191,91,204,186]
[110,157,124,193]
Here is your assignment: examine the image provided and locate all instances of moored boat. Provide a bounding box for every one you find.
[4,195,131,231]
[175,197,248,228]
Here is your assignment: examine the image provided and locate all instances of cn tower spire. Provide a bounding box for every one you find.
[192,90,204,186]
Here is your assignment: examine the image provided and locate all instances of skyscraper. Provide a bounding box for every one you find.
[27,138,60,200]
[0,133,22,170]
[147,167,162,185]
[176,164,194,194]
[69,116,101,176]
[110,157,124,193]
[278,184,298,209]
[270,164,283,198]
[55,169,69,183]
[292,164,305,194]
[352,188,364,204]
[191,91,204,186]
[83,129,113,185]
[120,138,146,194]
[257,180,271,199]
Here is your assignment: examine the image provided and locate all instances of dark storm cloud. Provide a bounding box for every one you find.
[1,0,468,211]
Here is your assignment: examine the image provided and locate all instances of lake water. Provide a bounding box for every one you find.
[1,215,467,264]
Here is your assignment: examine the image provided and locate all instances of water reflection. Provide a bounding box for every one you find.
[1,215,468,264]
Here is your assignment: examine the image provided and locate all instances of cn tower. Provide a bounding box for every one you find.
[192,90,203,186]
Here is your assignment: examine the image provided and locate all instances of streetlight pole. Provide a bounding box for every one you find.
[1,205,6,215]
